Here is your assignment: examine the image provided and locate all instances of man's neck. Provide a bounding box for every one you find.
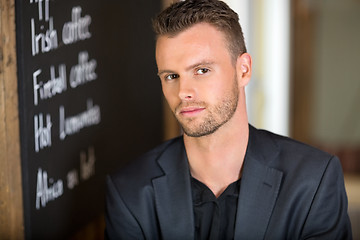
[183,112,249,198]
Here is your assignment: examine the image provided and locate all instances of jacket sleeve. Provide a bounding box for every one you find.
[301,156,352,239]
[105,175,145,240]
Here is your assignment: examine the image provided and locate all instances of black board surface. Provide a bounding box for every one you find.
[15,0,162,238]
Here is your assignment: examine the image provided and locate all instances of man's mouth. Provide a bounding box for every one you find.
[178,107,206,117]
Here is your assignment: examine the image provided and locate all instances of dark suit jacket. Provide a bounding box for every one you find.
[105,125,352,239]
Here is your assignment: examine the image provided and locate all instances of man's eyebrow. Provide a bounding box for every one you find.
[157,70,174,76]
[185,61,215,71]
[157,61,215,76]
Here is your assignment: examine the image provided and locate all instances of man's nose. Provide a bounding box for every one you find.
[178,77,196,101]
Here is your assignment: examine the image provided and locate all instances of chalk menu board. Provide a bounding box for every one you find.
[15,0,162,238]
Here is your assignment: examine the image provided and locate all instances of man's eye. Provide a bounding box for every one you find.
[165,74,179,81]
[196,68,209,75]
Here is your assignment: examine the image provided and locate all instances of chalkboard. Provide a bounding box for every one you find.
[15,0,162,239]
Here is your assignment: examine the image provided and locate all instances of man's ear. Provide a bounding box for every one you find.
[236,53,252,87]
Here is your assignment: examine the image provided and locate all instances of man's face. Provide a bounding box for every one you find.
[156,23,240,137]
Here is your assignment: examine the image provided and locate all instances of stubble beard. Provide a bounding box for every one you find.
[174,75,239,138]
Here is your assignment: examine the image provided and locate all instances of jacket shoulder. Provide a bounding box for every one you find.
[255,127,333,162]
[249,126,339,181]
[108,136,183,189]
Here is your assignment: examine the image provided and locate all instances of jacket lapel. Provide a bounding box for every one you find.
[234,126,283,240]
[151,127,283,239]
[152,138,194,240]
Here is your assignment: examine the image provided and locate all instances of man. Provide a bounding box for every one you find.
[105,0,352,239]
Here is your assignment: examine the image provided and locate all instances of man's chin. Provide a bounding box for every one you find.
[182,126,219,138]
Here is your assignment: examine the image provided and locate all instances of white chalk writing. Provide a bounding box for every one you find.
[29,1,100,211]
[66,169,79,190]
[59,99,101,140]
[30,0,50,21]
[31,17,58,56]
[80,146,96,181]
[34,113,52,152]
[62,6,92,45]
[33,64,67,106]
[70,51,97,88]
[36,168,64,210]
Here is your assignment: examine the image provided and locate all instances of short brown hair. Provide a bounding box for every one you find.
[152,0,247,60]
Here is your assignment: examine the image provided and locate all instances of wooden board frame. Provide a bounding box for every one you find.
[0,0,24,238]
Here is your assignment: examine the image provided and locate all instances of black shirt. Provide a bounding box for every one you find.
[191,177,241,240]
